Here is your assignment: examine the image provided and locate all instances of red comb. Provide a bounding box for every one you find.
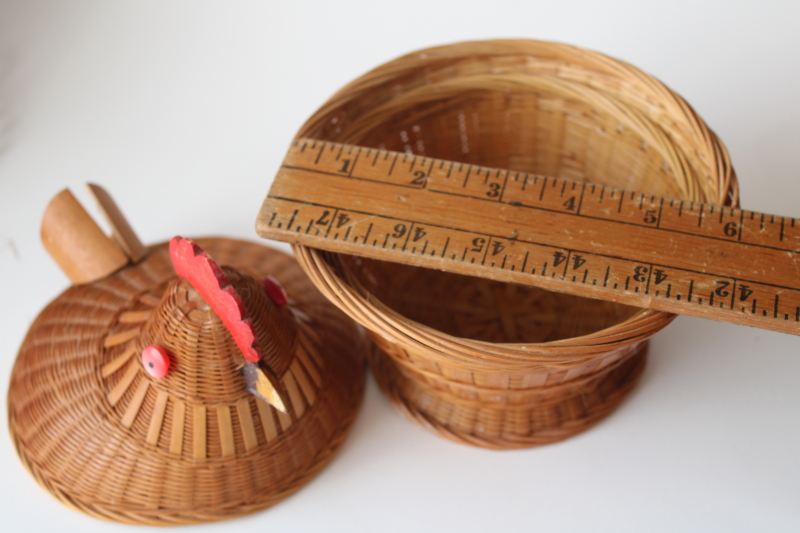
[169,236,261,363]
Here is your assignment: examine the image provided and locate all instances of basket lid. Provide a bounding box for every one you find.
[7,186,366,525]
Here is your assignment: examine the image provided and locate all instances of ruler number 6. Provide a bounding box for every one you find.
[723,222,739,237]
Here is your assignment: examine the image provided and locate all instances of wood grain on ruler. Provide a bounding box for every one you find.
[256,139,800,336]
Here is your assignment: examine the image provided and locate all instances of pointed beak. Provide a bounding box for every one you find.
[242,363,288,413]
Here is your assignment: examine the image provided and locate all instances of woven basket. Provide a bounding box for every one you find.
[290,40,738,449]
[8,238,366,524]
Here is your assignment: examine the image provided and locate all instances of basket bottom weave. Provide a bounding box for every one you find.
[369,343,648,450]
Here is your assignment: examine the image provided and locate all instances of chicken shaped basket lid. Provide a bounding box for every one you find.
[7,185,367,525]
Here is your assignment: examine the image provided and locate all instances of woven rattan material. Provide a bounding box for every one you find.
[8,238,366,524]
[290,40,738,449]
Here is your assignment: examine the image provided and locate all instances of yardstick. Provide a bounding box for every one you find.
[257,139,800,336]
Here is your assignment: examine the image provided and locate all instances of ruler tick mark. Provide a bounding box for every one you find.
[314,144,325,164]
[287,210,298,231]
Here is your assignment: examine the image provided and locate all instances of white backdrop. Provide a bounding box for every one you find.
[1,1,799,531]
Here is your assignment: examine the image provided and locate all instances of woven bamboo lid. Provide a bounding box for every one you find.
[7,186,366,525]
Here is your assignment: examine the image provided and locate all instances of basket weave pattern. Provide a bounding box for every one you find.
[8,238,366,524]
[290,40,737,449]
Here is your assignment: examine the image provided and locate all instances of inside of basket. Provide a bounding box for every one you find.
[312,87,700,343]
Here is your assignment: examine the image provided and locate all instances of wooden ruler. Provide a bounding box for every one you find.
[256,138,800,336]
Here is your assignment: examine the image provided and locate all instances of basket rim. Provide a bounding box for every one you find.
[291,38,739,364]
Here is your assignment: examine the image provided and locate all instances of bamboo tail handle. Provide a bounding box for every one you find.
[40,185,145,285]
[86,183,147,262]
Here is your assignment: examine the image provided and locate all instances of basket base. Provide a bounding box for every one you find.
[369,342,648,450]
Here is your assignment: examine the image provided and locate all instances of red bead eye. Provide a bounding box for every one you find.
[262,275,288,307]
[142,345,170,378]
